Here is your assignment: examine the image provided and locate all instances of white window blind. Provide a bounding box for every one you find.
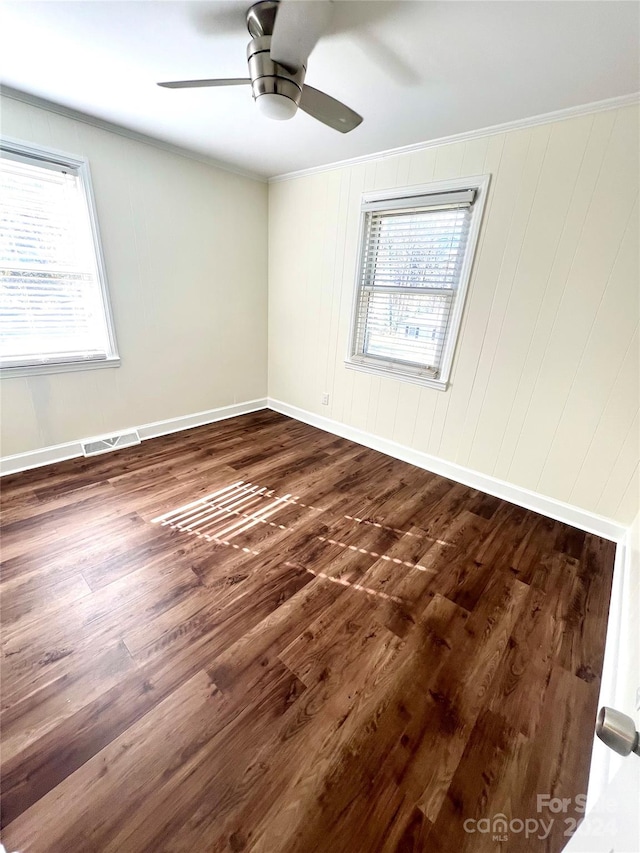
[349,182,486,389]
[0,144,117,373]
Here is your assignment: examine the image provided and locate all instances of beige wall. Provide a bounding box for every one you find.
[0,95,268,457]
[2,97,638,527]
[268,105,639,526]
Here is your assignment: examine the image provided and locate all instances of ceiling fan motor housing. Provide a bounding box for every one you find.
[246,1,304,120]
[247,35,305,113]
[157,0,362,132]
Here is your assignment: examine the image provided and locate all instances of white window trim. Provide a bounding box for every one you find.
[345,174,490,391]
[0,136,120,379]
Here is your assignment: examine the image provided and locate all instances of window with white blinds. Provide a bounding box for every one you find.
[348,178,488,390]
[0,141,118,375]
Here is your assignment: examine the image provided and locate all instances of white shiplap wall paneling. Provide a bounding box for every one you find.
[268,104,639,526]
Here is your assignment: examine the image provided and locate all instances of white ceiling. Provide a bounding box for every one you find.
[0,1,638,179]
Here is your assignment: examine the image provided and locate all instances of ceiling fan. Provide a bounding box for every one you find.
[158,0,362,133]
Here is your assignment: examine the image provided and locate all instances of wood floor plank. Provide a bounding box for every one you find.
[0,411,617,851]
[1,640,136,765]
[1,570,92,628]
[2,671,221,852]
[487,585,558,737]
[237,594,470,853]
[423,708,529,853]
[171,615,410,852]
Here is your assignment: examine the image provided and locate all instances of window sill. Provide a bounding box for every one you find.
[0,356,121,379]
[344,358,448,391]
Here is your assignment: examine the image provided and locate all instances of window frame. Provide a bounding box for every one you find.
[345,174,490,392]
[0,136,120,379]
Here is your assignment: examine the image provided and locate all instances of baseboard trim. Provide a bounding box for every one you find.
[267,397,627,543]
[1,395,628,542]
[0,398,268,476]
[135,399,268,441]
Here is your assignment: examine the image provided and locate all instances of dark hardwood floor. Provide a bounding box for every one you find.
[0,410,616,852]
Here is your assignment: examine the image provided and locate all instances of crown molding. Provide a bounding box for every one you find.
[2,86,638,188]
[269,92,640,183]
[0,85,267,183]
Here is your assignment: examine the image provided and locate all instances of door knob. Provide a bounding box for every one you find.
[596,707,640,757]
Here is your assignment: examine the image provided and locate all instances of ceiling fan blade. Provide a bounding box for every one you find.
[190,1,248,36]
[270,0,333,72]
[157,78,250,89]
[299,85,362,133]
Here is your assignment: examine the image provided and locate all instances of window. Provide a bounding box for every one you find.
[0,140,118,376]
[347,176,489,390]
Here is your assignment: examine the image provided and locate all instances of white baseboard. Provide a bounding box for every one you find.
[0,398,268,476]
[135,399,267,441]
[267,397,627,543]
[0,394,629,542]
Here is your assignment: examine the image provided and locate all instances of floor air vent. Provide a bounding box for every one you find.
[82,430,141,457]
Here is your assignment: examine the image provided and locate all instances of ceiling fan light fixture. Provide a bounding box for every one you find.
[158,0,363,133]
[256,92,298,121]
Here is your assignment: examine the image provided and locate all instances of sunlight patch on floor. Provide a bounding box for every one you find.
[285,561,404,604]
[151,481,296,547]
[151,481,443,574]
